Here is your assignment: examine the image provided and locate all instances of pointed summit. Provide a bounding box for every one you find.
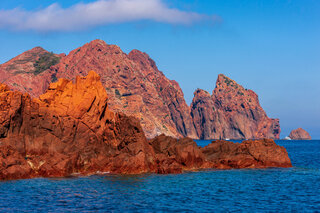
[74,39,124,56]
[191,74,280,140]
[128,49,158,71]
[0,46,61,97]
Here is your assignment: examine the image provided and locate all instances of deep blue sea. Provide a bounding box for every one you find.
[0,140,319,212]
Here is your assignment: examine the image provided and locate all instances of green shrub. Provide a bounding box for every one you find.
[115,89,121,97]
[33,52,60,75]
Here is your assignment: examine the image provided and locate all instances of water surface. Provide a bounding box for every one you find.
[0,140,319,212]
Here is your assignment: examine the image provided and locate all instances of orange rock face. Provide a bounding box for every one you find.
[0,71,156,179]
[0,72,291,180]
[191,74,280,140]
[289,128,311,140]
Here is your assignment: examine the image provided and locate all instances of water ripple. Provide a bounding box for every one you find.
[0,140,319,212]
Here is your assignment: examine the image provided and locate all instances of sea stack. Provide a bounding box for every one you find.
[289,128,312,140]
[190,74,280,140]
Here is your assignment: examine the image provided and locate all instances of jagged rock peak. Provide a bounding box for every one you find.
[4,46,50,66]
[215,74,249,94]
[30,46,47,52]
[194,88,210,96]
[71,39,124,56]
[191,74,280,140]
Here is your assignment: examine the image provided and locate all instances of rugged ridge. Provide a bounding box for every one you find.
[0,40,281,140]
[191,74,280,140]
[0,40,197,139]
[0,47,62,97]
[289,128,311,140]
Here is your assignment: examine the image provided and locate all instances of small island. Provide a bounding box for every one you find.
[288,128,312,140]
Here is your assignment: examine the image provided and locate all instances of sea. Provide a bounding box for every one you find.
[0,140,319,212]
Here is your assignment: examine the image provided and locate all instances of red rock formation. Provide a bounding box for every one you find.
[191,74,280,140]
[0,47,62,97]
[149,134,211,174]
[0,72,292,180]
[201,139,292,169]
[0,40,197,139]
[0,40,281,141]
[289,128,311,140]
[0,71,157,179]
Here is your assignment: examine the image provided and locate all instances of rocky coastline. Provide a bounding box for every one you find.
[0,71,292,180]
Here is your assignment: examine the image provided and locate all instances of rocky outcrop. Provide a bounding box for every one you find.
[289,128,311,140]
[0,40,197,139]
[191,74,280,140]
[149,134,211,174]
[0,71,156,179]
[201,139,292,169]
[0,72,292,180]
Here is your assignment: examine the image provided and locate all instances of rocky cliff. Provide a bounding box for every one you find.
[0,71,157,179]
[191,74,280,140]
[0,72,291,180]
[0,40,196,139]
[289,128,311,140]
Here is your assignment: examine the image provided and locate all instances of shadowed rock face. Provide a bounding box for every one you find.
[201,139,292,169]
[191,74,280,140]
[0,72,291,180]
[289,128,311,140]
[149,134,211,174]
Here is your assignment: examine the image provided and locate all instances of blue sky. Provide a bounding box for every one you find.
[0,0,319,138]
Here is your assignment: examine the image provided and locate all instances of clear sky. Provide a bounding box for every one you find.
[0,0,319,138]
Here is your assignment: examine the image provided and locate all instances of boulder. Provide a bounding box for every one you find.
[201,139,292,168]
[289,128,311,140]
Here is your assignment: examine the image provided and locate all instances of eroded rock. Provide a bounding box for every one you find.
[289,128,311,140]
[201,139,292,169]
[191,74,280,140]
[0,72,292,180]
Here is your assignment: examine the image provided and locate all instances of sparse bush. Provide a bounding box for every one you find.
[33,52,60,75]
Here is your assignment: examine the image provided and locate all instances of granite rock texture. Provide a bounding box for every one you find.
[0,72,291,180]
[191,74,280,140]
[0,40,196,139]
[0,71,156,179]
[0,40,281,141]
